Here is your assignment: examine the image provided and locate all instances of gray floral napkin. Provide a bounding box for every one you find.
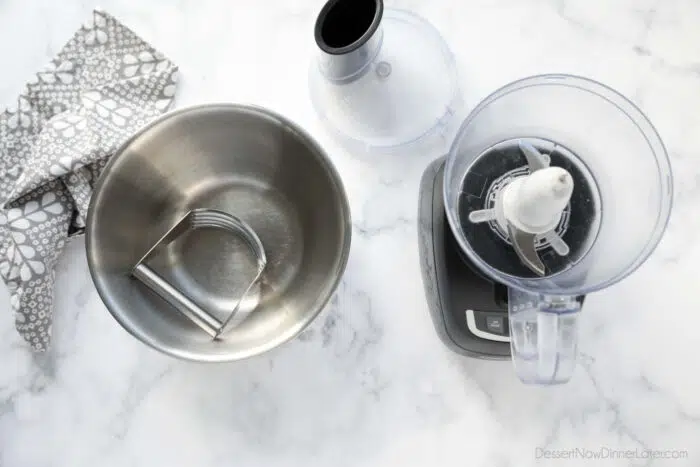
[0,9,179,351]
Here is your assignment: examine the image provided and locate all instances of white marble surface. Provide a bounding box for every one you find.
[1,0,699,466]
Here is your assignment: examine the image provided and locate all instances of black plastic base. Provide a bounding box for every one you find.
[418,157,511,359]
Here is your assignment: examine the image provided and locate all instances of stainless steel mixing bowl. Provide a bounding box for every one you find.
[85,104,351,362]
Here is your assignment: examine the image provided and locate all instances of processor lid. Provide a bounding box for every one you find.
[309,0,461,154]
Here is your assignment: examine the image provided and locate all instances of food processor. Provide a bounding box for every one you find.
[420,75,673,384]
[307,0,673,385]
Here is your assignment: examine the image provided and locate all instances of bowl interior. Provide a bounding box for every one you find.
[86,104,351,361]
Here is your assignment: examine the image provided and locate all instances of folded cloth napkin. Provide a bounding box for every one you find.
[0,9,179,351]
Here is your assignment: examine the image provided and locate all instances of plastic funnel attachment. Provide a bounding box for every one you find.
[309,0,461,154]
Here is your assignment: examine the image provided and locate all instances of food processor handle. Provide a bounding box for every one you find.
[507,289,581,384]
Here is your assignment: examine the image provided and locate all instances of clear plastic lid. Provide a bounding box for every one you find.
[309,1,461,154]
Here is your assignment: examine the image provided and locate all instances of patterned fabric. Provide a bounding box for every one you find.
[0,9,179,351]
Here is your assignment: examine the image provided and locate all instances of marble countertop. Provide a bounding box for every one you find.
[1,0,699,466]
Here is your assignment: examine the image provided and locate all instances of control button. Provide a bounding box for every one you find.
[485,315,504,334]
[465,309,510,343]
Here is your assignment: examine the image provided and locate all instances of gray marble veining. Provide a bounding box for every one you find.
[0,0,699,466]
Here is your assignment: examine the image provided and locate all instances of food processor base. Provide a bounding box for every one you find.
[418,157,512,359]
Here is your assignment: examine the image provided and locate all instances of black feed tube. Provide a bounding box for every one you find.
[314,0,383,54]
